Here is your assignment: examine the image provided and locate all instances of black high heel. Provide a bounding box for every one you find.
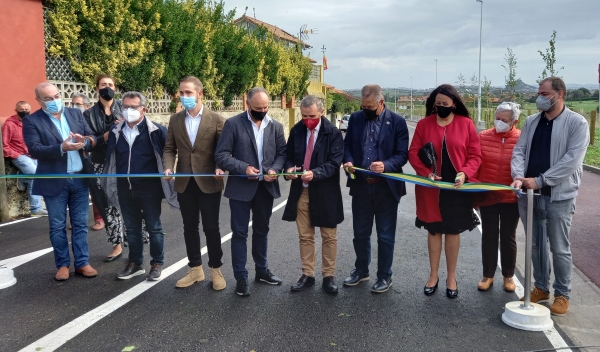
[446,279,458,299]
[424,278,439,296]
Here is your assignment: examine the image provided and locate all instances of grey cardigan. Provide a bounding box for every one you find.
[511,107,589,201]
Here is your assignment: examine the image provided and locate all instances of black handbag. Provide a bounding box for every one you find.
[418,142,438,176]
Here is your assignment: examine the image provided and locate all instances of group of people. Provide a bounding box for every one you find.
[4,74,588,316]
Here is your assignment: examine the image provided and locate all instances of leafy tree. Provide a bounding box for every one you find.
[455,73,467,96]
[482,76,492,108]
[537,30,564,82]
[501,47,518,101]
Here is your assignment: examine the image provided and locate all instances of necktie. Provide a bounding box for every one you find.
[303,129,315,184]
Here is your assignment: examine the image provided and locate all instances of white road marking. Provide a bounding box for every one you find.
[18,199,288,352]
[0,202,93,228]
[0,248,54,269]
[474,209,571,351]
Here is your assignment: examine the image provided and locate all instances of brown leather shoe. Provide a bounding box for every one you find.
[75,265,98,278]
[520,287,550,303]
[503,277,516,292]
[550,295,569,316]
[55,266,70,281]
[92,221,105,231]
[477,277,493,291]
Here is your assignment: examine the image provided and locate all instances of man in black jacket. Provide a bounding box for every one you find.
[282,95,344,294]
[100,91,178,281]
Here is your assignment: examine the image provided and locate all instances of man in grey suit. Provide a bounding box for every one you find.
[215,87,287,296]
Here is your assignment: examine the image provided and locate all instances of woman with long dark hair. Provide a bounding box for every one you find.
[408,84,482,299]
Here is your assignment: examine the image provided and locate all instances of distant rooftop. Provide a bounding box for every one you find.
[234,15,311,49]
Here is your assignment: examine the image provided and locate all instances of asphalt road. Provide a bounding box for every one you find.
[0,127,587,352]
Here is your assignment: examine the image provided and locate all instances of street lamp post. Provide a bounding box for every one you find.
[410,76,413,120]
[476,0,483,127]
[394,87,397,113]
[435,59,438,87]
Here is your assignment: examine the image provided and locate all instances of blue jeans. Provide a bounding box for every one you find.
[12,155,43,213]
[351,182,399,279]
[518,194,575,299]
[229,182,274,281]
[118,186,165,266]
[43,178,90,268]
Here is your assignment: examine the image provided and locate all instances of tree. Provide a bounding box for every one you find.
[537,30,564,82]
[501,47,518,101]
[482,76,492,108]
[455,73,467,96]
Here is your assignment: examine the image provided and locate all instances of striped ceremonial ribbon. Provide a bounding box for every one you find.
[0,172,304,179]
[346,167,517,193]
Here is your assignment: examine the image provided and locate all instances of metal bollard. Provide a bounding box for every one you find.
[521,188,534,310]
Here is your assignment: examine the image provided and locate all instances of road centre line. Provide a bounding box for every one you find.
[18,200,287,352]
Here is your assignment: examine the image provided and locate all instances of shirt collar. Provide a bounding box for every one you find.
[43,109,65,121]
[186,104,204,119]
[124,116,145,131]
[246,110,271,125]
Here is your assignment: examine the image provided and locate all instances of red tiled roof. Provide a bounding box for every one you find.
[234,15,311,48]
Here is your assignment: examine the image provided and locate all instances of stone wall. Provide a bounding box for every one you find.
[3,159,30,219]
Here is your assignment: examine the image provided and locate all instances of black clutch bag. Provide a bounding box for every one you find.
[418,142,438,176]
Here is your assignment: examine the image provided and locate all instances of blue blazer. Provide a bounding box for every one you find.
[343,108,409,202]
[22,107,97,197]
[215,112,287,202]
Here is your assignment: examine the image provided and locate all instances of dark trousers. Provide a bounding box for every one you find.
[351,181,399,279]
[118,186,165,266]
[480,202,519,278]
[229,181,274,281]
[177,180,223,268]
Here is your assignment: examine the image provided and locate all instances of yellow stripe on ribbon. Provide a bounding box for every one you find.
[345,167,516,193]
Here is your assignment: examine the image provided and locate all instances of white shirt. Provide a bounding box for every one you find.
[185,104,204,146]
[247,111,271,180]
[123,117,145,147]
[303,119,321,188]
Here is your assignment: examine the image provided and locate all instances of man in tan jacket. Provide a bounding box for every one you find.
[163,76,227,290]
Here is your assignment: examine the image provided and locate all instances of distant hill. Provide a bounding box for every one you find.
[566,84,599,90]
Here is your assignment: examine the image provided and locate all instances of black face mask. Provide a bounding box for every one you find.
[436,105,454,118]
[99,87,115,101]
[17,111,30,118]
[250,110,267,121]
[362,107,378,120]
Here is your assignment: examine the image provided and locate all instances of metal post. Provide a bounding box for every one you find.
[410,76,413,120]
[435,59,438,87]
[394,87,397,113]
[521,188,534,310]
[476,0,483,126]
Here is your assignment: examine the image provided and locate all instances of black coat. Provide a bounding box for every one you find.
[83,100,123,164]
[282,117,344,228]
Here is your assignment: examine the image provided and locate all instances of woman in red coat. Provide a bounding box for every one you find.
[475,102,521,292]
[408,84,482,299]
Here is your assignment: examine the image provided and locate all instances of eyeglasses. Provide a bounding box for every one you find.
[122,105,143,110]
[73,103,85,107]
[38,93,61,103]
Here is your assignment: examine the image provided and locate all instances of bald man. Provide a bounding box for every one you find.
[22,82,98,281]
[2,101,46,216]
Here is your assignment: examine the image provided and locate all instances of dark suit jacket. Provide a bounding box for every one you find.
[343,108,409,202]
[282,117,344,228]
[163,107,226,194]
[22,107,97,197]
[215,112,287,201]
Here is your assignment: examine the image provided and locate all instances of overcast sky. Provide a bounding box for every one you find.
[223,0,600,90]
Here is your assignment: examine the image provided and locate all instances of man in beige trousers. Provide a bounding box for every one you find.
[163,76,227,290]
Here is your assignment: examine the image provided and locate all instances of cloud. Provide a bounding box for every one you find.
[223,0,600,89]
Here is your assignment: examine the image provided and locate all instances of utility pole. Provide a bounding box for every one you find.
[435,59,438,87]
[477,0,483,127]
[410,76,413,120]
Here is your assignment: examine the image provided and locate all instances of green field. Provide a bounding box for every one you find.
[522,100,599,116]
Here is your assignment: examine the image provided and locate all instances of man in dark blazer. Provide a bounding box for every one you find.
[282,95,344,294]
[22,82,98,281]
[342,84,409,293]
[163,76,227,291]
[215,87,287,296]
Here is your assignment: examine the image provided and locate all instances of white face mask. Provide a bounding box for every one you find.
[494,119,511,133]
[123,108,141,123]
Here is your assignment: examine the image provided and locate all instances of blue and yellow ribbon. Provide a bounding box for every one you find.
[0,172,305,179]
[345,167,517,193]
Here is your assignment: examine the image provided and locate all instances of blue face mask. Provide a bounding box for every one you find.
[180,96,197,110]
[44,98,63,114]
